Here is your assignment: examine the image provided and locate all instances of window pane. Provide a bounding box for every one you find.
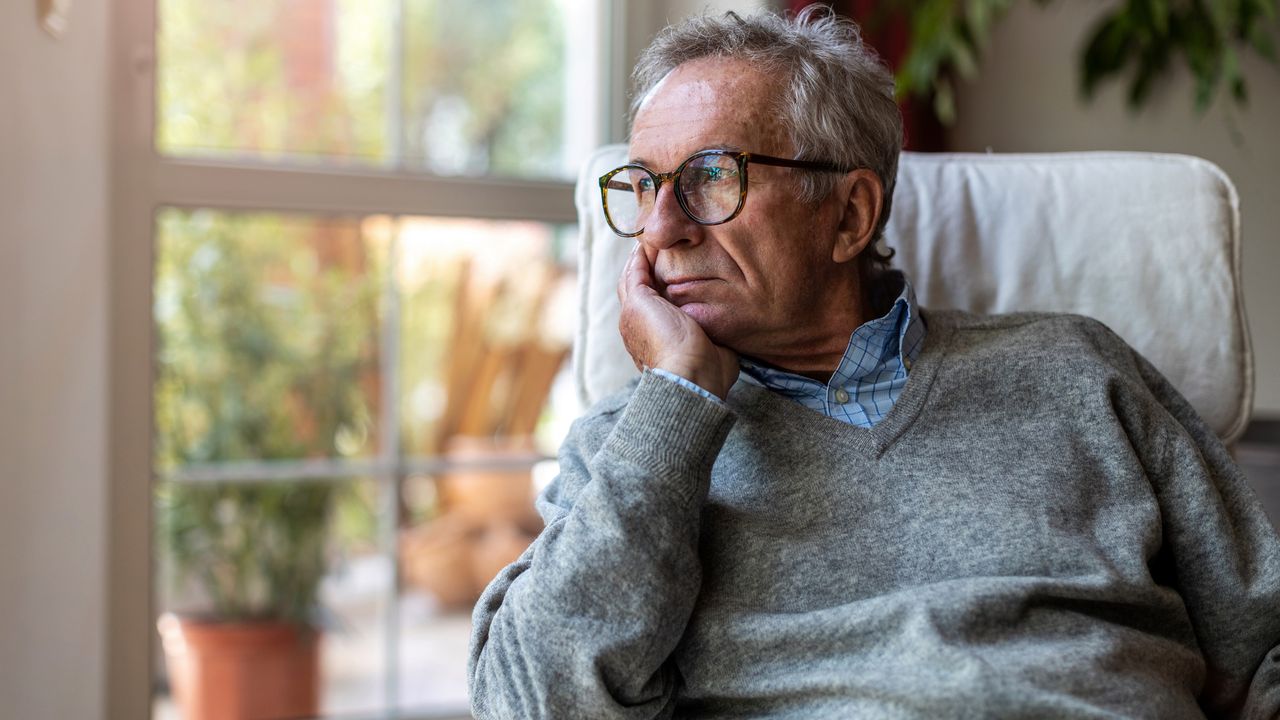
[396,217,577,459]
[156,0,600,179]
[395,217,575,714]
[401,1,584,178]
[397,471,481,714]
[156,0,394,164]
[154,209,384,469]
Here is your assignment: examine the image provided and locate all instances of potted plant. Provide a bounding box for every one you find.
[157,483,332,720]
[153,212,379,719]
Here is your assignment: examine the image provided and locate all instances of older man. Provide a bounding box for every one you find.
[468,8,1280,719]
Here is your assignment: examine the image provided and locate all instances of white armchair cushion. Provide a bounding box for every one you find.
[574,146,1252,445]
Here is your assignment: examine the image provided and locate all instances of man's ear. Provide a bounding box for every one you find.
[832,169,884,264]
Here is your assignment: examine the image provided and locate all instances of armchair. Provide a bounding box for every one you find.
[572,146,1253,445]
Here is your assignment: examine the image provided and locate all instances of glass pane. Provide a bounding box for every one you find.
[156,0,600,179]
[397,463,556,715]
[396,217,577,459]
[395,218,577,714]
[153,477,392,719]
[156,0,394,164]
[401,0,590,178]
[154,209,384,470]
[396,472,482,714]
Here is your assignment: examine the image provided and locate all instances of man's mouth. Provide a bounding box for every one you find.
[661,276,718,302]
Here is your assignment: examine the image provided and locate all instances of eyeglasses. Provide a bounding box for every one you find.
[598,149,851,238]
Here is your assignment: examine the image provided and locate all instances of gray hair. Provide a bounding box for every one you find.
[631,6,903,272]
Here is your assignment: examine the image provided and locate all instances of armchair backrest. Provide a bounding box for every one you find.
[573,146,1253,445]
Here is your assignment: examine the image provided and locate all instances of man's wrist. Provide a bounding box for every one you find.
[651,368,725,404]
[652,362,732,400]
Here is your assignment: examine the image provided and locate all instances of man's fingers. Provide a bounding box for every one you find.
[618,243,657,305]
[625,243,653,288]
[617,244,642,303]
[632,244,654,286]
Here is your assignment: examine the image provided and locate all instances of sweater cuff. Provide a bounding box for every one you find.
[650,368,726,405]
[602,371,736,502]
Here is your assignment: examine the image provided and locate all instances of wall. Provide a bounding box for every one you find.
[949,2,1280,416]
[0,3,109,720]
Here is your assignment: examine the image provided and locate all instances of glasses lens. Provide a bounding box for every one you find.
[680,153,742,224]
[603,167,656,235]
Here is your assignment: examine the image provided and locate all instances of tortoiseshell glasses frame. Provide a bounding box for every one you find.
[597,149,852,238]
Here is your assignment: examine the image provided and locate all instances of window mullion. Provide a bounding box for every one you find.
[388,0,406,171]
[379,0,410,707]
[378,218,405,713]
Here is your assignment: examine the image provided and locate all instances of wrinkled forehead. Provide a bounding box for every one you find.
[629,57,791,167]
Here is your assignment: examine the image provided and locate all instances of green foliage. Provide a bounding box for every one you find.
[157,481,334,623]
[154,210,382,623]
[892,0,1020,124]
[886,0,1278,123]
[1080,0,1278,110]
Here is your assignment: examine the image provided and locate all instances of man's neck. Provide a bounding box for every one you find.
[743,273,882,383]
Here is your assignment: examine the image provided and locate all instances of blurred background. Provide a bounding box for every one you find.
[2,0,1277,718]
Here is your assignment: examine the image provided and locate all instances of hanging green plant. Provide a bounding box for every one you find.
[885,0,1278,124]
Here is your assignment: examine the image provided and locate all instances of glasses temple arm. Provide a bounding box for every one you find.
[746,153,852,174]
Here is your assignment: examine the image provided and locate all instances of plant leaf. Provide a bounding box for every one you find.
[933,76,957,124]
[1224,46,1248,103]
[1248,22,1278,60]
[966,0,992,47]
[1081,12,1136,98]
[950,32,980,79]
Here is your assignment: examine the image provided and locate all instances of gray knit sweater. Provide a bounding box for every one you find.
[468,310,1280,719]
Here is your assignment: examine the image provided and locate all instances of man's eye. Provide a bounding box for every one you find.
[636,177,655,192]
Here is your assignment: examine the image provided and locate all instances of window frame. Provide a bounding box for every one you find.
[106,0,648,717]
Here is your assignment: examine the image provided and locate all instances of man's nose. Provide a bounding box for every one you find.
[637,182,702,252]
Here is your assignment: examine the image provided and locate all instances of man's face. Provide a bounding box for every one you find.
[628,57,849,357]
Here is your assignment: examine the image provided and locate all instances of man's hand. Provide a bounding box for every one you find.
[617,245,739,400]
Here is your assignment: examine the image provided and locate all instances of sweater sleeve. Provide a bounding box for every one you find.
[467,371,736,720]
[1116,348,1280,719]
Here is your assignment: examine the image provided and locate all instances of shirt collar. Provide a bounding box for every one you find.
[739,270,924,390]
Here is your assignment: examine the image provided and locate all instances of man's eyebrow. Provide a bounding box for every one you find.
[628,144,745,167]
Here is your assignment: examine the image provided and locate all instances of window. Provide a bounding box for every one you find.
[124,1,613,717]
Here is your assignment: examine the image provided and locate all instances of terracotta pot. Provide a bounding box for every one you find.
[157,613,320,720]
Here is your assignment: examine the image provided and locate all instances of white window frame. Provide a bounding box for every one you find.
[104,0,667,716]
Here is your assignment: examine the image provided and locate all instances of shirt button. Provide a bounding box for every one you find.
[903,357,913,371]
[834,388,850,404]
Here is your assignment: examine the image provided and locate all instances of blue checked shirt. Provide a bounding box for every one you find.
[653,270,925,428]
